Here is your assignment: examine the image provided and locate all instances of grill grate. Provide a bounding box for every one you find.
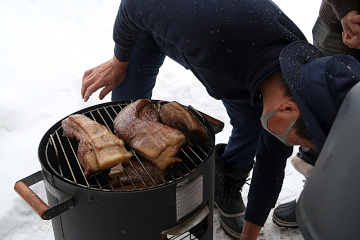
[45,101,213,192]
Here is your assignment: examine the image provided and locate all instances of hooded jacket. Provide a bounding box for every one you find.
[113,0,307,226]
[280,41,360,152]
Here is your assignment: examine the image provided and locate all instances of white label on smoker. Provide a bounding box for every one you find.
[176,175,203,221]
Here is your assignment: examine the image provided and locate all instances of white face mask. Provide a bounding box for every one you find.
[260,109,299,147]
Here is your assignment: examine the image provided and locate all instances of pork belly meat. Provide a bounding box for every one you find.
[156,101,209,146]
[62,114,132,177]
[114,99,186,170]
[109,161,168,188]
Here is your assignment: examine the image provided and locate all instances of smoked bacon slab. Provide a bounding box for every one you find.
[114,99,186,170]
[62,114,132,177]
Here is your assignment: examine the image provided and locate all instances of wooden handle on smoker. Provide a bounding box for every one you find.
[14,181,50,219]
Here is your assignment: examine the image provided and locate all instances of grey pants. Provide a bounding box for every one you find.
[312,17,360,60]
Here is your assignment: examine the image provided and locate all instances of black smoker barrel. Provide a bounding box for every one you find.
[296,82,360,240]
[14,100,224,240]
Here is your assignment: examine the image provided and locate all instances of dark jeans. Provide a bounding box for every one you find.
[112,31,261,171]
[312,17,360,60]
[221,100,263,170]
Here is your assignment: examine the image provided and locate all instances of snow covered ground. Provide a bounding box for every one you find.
[0,0,321,239]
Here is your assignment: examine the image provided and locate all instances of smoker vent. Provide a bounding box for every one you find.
[165,215,208,240]
[166,232,198,240]
[44,101,213,192]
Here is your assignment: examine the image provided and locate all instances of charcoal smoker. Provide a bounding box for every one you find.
[14,100,224,240]
[296,82,360,239]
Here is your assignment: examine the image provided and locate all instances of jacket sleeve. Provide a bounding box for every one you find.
[112,0,206,63]
[244,129,293,226]
[113,0,143,62]
[323,0,360,20]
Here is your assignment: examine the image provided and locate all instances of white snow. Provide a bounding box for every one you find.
[0,0,321,239]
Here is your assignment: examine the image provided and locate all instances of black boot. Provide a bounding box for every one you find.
[273,147,318,228]
[272,200,298,228]
[214,144,253,239]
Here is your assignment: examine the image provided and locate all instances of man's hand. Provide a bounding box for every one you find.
[341,10,360,49]
[81,55,129,102]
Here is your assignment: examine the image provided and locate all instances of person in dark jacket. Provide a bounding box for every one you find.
[242,39,360,240]
[82,0,306,238]
[80,0,360,239]
[273,0,360,228]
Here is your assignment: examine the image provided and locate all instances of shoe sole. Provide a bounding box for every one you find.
[272,213,298,228]
[214,202,245,217]
[219,217,242,239]
[214,202,243,239]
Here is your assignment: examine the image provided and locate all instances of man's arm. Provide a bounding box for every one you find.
[81,0,142,102]
[243,129,293,236]
[325,0,360,21]
[240,221,262,240]
[112,0,143,62]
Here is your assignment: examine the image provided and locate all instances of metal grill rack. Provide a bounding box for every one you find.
[45,101,213,191]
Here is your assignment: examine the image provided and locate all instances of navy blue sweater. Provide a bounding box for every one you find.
[113,0,306,226]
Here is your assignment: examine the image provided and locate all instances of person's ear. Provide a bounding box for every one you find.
[274,101,300,116]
